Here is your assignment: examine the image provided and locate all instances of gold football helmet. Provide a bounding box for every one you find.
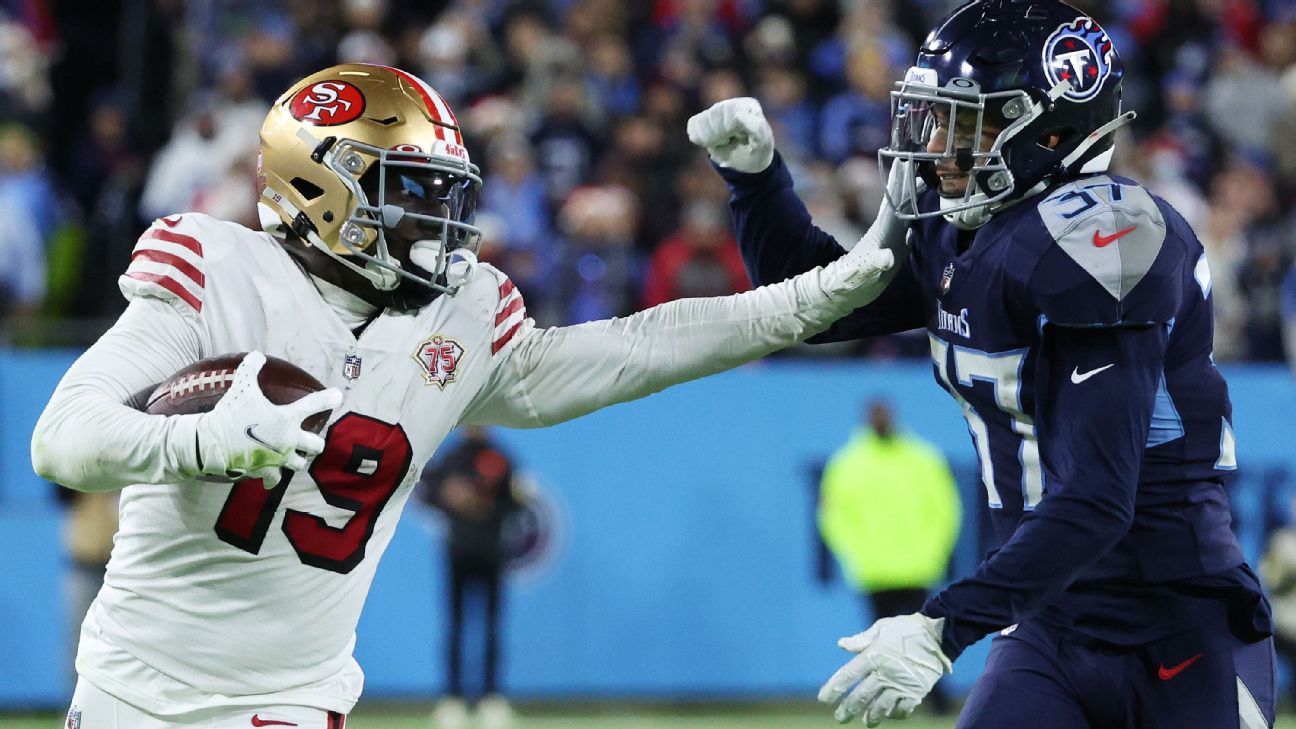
[258,63,482,296]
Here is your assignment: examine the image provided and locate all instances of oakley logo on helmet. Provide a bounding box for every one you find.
[289,80,366,126]
[390,143,423,153]
[1042,18,1115,102]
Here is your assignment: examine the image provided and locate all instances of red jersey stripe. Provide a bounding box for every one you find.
[495,296,524,326]
[125,271,202,311]
[492,320,524,354]
[141,228,203,256]
[498,278,515,299]
[130,249,205,288]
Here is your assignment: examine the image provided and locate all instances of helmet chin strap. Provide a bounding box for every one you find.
[940,178,1050,230]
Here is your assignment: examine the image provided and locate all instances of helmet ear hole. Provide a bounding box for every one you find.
[1036,128,1075,151]
[290,177,326,201]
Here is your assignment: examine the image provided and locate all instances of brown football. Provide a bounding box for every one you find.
[142,353,331,434]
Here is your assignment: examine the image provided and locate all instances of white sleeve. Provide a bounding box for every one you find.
[31,297,207,492]
[461,264,860,428]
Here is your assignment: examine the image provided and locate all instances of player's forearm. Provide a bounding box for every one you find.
[921,324,1165,659]
[31,299,205,491]
[719,153,926,341]
[719,152,846,286]
[922,494,1134,658]
[33,391,202,491]
[487,264,865,427]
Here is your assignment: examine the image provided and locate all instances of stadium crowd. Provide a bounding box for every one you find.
[0,0,1294,362]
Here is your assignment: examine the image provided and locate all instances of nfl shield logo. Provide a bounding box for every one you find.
[343,353,362,381]
[66,706,81,729]
[940,263,955,294]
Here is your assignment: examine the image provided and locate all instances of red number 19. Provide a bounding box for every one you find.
[213,413,413,574]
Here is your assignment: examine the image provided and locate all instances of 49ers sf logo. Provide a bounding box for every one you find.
[413,334,464,389]
[289,81,366,126]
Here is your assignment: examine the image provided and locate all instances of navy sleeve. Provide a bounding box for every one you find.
[920,322,1166,659]
[716,152,926,342]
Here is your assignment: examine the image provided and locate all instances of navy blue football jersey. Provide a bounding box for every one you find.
[721,154,1270,658]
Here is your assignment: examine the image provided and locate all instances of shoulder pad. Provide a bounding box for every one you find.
[473,263,531,356]
[1030,176,1181,326]
[118,214,212,314]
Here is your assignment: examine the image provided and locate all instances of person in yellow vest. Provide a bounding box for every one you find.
[818,400,961,714]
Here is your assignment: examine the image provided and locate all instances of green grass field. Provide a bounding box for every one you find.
[4,704,1296,729]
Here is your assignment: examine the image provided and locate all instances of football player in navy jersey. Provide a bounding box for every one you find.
[689,1,1275,727]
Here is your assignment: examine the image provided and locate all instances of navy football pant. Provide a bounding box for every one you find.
[957,619,1275,729]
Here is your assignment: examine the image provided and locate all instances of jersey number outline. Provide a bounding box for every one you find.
[930,335,1044,509]
[214,412,413,573]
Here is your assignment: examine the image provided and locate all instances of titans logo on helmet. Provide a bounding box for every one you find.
[1042,18,1115,102]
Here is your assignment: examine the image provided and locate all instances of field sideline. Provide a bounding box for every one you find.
[5,705,1296,729]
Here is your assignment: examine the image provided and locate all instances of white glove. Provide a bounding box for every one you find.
[194,351,342,489]
[818,613,952,727]
[686,97,775,173]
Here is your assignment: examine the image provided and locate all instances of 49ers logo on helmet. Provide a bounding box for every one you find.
[289,80,366,126]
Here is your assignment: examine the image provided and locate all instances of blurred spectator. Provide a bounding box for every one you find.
[417,11,505,107]
[0,123,59,326]
[1198,162,1269,361]
[819,43,895,162]
[336,0,395,65]
[641,199,748,307]
[0,11,53,127]
[1283,264,1296,376]
[56,488,118,690]
[480,135,555,305]
[529,76,601,211]
[138,94,238,221]
[1261,504,1296,706]
[818,400,960,714]
[547,184,641,325]
[1204,44,1289,156]
[583,33,642,120]
[756,65,817,162]
[419,426,523,729]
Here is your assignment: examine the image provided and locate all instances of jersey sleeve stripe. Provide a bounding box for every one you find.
[130,249,205,288]
[141,228,203,256]
[492,320,524,354]
[124,271,202,311]
[495,295,524,326]
[498,278,515,299]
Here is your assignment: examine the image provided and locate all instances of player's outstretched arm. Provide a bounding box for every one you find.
[462,239,898,428]
[688,98,926,342]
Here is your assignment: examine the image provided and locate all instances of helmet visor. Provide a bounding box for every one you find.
[328,139,483,295]
[879,73,1035,220]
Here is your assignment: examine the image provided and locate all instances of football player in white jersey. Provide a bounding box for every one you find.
[32,64,912,729]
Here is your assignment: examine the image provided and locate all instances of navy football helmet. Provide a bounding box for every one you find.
[880,0,1136,228]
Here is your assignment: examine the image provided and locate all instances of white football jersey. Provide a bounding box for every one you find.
[37,211,864,716]
[82,213,542,714]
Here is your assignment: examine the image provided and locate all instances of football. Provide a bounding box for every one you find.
[142,353,331,434]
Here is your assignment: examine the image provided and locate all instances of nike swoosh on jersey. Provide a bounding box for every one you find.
[1070,364,1115,384]
[1092,225,1137,247]
[250,715,299,727]
[244,425,277,449]
[1157,653,1203,680]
